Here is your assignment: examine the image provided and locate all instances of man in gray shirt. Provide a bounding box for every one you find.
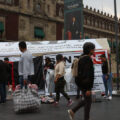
[18,41,34,89]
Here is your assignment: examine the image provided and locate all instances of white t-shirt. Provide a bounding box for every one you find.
[18,50,34,79]
[55,61,65,78]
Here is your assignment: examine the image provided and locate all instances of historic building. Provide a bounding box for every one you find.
[0,0,120,44]
[0,0,64,41]
[83,6,120,53]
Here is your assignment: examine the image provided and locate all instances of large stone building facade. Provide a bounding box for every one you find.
[0,0,64,41]
[83,6,120,53]
[0,0,120,43]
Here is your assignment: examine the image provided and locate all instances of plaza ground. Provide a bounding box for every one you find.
[0,96,120,120]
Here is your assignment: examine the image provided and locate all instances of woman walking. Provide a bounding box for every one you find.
[54,54,73,106]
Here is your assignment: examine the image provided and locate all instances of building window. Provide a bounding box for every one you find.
[93,19,95,27]
[97,20,99,28]
[0,21,4,39]
[47,5,50,13]
[27,0,30,8]
[85,18,87,25]
[110,25,112,31]
[107,24,109,30]
[101,21,102,28]
[6,0,13,4]
[104,23,106,30]
[34,27,45,39]
[112,25,114,32]
[90,18,92,26]
[95,21,97,27]
[14,0,19,6]
[0,21,4,33]
[0,0,5,3]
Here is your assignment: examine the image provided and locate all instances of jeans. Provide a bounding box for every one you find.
[102,73,112,96]
[19,75,31,89]
[0,83,6,103]
[72,90,92,120]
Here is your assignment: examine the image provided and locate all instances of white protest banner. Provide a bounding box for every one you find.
[0,39,102,57]
[43,51,106,95]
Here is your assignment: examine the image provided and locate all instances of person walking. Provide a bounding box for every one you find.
[0,60,12,103]
[71,57,81,99]
[4,58,12,90]
[68,42,95,120]
[18,41,34,89]
[54,54,73,106]
[100,54,112,100]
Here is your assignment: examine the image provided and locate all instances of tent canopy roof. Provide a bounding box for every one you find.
[0,38,110,58]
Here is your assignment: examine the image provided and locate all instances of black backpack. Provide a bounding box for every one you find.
[75,55,90,88]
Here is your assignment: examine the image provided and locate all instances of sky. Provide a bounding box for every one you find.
[83,0,120,18]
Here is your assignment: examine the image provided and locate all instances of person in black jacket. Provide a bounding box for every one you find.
[0,60,12,103]
[68,42,95,120]
[4,58,12,86]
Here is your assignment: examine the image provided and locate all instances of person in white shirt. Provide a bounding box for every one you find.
[18,41,34,89]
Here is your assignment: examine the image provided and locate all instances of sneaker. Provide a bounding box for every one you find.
[103,95,107,98]
[103,95,108,99]
[68,109,74,120]
[108,96,112,100]
[67,99,73,107]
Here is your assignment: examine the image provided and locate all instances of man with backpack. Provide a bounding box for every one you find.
[68,42,95,120]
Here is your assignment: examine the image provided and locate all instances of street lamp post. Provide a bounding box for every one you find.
[114,0,119,90]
